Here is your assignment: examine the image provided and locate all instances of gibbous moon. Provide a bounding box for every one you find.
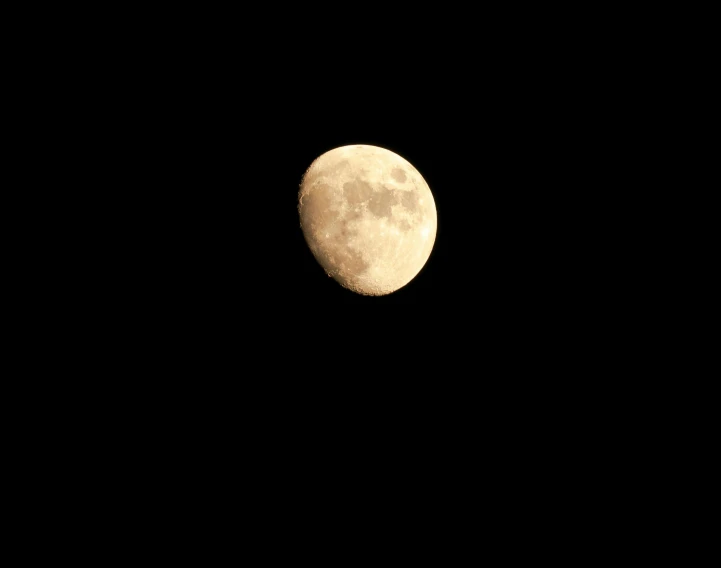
[298,145,437,296]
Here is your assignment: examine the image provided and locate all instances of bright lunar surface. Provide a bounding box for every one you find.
[298,144,437,296]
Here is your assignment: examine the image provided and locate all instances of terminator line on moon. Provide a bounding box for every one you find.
[298,145,437,296]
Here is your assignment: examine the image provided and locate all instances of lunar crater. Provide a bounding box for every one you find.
[400,190,418,211]
[391,168,407,182]
[367,186,396,218]
[343,179,373,204]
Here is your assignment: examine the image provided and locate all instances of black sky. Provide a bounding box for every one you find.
[66,8,660,491]
[106,6,644,381]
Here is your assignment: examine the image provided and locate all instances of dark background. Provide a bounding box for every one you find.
[84,6,652,410]
[25,7,670,527]
[113,22,636,353]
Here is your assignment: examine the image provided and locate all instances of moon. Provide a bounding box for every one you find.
[298,144,437,296]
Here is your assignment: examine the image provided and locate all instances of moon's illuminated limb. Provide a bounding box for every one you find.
[298,145,437,296]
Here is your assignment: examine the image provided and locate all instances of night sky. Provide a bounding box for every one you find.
[115,6,639,389]
[78,9,652,512]
[135,85,629,371]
